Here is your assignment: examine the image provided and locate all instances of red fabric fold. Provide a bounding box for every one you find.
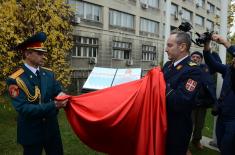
[61,67,167,155]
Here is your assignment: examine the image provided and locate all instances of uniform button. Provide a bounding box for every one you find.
[42,118,46,122]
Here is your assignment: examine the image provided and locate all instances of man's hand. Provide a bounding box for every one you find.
[211,34,231,48]
[55,99,68,109]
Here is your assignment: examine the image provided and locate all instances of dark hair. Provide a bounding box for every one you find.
[171,31,191,51]
[22,50,32,60]
[191,51,203,58]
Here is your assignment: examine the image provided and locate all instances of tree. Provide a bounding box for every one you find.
[0,0,74,94]
[228,3,235,33]
[227,2,235,63]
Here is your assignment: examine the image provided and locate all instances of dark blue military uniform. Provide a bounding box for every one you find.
[203,46,235,155]
[163,56,201,155]
[194,64,217,107]
[191,63,217,144]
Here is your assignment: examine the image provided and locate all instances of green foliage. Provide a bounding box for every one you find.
[0,0,74,94]
[227,33,235,64]
[228,3,235,33]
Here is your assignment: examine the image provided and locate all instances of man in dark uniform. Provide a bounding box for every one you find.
[6,32,68,155]
[188,51,217,153]
[163,31,202,155]
[203,34,235,155]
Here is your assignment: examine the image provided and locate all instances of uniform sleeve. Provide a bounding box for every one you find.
[227,45,235,57]
[166,67,201,112]
[203,50,227,76]
[52,72,62,97]
[7,78,57,118]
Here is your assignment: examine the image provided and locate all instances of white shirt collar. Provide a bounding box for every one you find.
[24,63,39,75]
[174,55,189,67]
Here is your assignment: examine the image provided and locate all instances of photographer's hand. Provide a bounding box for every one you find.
[211,34,231,48]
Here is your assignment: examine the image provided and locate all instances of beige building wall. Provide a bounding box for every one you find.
[69,0,222,93]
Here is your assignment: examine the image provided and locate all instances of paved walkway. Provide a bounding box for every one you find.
[201,136,219,151]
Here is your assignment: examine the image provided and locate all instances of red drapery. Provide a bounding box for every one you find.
[57,67,167,155]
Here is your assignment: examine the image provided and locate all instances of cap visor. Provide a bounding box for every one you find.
[27,48,47,52]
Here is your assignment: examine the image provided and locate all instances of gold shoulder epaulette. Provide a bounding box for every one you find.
[9,68,24,79]
[188,62,197,66]
[41,67,52,71]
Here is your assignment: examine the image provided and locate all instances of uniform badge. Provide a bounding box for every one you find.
[8,85,19,98]
[188,62,197,66]
[176,65,183,70]
[185,79,197,92]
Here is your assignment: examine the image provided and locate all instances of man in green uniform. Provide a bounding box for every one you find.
[6,32,68,155]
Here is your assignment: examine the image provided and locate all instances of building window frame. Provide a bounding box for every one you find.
[207,2,215,13]
[140,18,159,34]
[142,45,157,61]
[109,10,134,29]
[147,0,160,8]
[182,8,192,23]
[72,36,98,58]
[206,20,214,31]
[112,41,132,60]
[68,0,102,22]
[170,3,178,15]
[195,14,204,27]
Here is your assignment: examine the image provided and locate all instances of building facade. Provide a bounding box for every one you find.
[68,0,222,93]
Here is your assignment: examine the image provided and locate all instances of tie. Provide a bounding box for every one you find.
[36,70,41,89]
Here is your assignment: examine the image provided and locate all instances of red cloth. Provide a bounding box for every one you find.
[58,67,167,155]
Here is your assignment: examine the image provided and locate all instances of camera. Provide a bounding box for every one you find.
[178,22,213,47]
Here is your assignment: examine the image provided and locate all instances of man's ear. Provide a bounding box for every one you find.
[179,43,187,52]
[24,51,32,58]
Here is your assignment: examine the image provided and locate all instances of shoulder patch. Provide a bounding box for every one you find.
[41,67,52,71]
[188,62,197,67]
[9,68,24,79]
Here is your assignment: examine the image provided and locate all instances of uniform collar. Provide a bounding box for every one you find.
[174,55,189,67]
[24,63,40,75]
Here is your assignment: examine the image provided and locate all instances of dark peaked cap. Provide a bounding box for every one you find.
[15,32,47,52]
[191,51,203,58]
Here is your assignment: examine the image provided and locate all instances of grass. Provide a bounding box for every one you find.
[202,109,215,138]
[0,94,219,155]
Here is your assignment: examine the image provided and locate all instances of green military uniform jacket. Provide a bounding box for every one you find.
[6,65,62,145]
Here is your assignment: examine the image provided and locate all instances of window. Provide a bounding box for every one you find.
[182,8,192,22]
[147,0,159,8]
[112,41,131,59]
[171,3,178,15]
[68,0,101,22]
[196,0,205,8]
[109,10,134,29]
[140,18,159,33]
[195,15,204,27]
[142,45,157,61]
[206,20,214,31]
[207,2,215,13]
[72,36,98,58]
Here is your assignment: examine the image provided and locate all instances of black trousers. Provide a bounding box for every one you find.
[23,135,63,155]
